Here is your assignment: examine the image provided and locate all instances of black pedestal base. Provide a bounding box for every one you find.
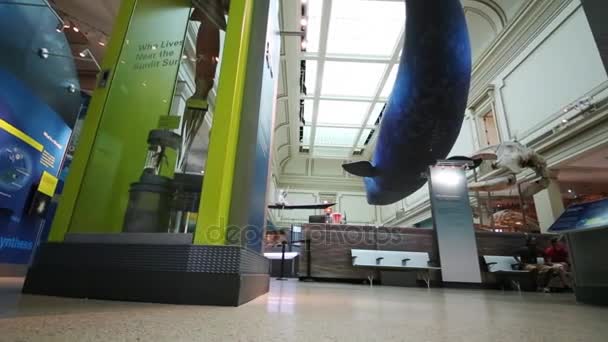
[575,286,608,306]
[23,242,269,306]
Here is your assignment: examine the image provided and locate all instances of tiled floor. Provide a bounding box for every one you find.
[1,277,607,341]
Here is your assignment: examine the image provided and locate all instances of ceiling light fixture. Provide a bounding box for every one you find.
[301,40,308,50]
[98,41,106,47]
[72,26,80,33]
[300,18,308,26]
[79,50,87,58]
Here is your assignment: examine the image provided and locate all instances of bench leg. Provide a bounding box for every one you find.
[420,271,431,289]
[511,280,521,292]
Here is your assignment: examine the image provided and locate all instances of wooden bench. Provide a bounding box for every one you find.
[351,249,440,288]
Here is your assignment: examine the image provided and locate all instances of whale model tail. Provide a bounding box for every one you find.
[342,161,377,178]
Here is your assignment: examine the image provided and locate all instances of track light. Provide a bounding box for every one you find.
[55,23,64,33]
[79,50,87,58]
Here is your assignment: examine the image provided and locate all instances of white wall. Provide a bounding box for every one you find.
[497,3,608,142]
[276,191,319,223]
[273,188,378,226]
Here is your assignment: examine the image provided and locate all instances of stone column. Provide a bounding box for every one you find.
[533,179,565,233]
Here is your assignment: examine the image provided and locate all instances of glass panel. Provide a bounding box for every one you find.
[367,102,385,126]
[317,100,371,125]
[304,60,317,95]
[312,146,352,159]
[69,3,198,234]
[326,0,404,57]
[302,125,312,145]
[321,61,385,97]
[305,0,323,54]
[303,99,314,123]
[357,129,372,146]
[380,64,399,98]
[314,127,359,146]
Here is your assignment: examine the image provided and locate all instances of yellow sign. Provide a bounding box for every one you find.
[38,171,59,197]
[157,115,181,130]
[0,119,44,151]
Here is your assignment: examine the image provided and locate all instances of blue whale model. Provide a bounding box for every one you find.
[343,0,472,205]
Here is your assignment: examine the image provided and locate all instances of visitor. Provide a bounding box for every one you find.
[544,236,571,288]
[514,235,552,292]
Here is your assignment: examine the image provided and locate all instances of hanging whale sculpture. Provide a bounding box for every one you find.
[343,0,472,205]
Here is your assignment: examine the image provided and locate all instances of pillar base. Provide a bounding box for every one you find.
[23,242,269,306]
[575,286,608,306]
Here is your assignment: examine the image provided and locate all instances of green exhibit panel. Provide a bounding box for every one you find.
[51,0,190,237]
[24,0,279,306]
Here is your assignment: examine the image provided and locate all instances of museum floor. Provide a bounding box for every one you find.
[1,277,607,341]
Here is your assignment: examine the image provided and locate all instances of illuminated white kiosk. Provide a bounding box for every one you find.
[548,198,608,305]
[429,160,482,286]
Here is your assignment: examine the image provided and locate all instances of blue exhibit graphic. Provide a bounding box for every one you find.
[0,68,72,264]
[0,145,34,193]
[549,198,608,233]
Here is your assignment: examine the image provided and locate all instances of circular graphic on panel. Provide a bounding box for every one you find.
[0,145,33,192]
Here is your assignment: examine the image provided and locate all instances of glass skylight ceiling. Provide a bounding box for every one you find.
[301,0,405,159]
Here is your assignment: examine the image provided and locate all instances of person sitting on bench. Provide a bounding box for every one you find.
[544,236,571,288]
[513,235,553,292]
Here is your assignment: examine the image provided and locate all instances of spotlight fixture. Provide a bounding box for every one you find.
[301,40,308,50]
[79,50,87,58]
[55,23,64,33]
[300,18,308,26]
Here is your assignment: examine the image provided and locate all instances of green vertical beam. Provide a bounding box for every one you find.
[48,0,137,242]
[194,0,254,245]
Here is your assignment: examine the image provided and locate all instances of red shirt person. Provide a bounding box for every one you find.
[544,237,569,264]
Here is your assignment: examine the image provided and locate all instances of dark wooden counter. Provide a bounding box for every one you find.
[300,224,553,281]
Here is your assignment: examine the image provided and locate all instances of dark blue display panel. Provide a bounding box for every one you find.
[244,0,280,252]
[0,68,72,264]
[0,0,79,265]
[548,198,608,233]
